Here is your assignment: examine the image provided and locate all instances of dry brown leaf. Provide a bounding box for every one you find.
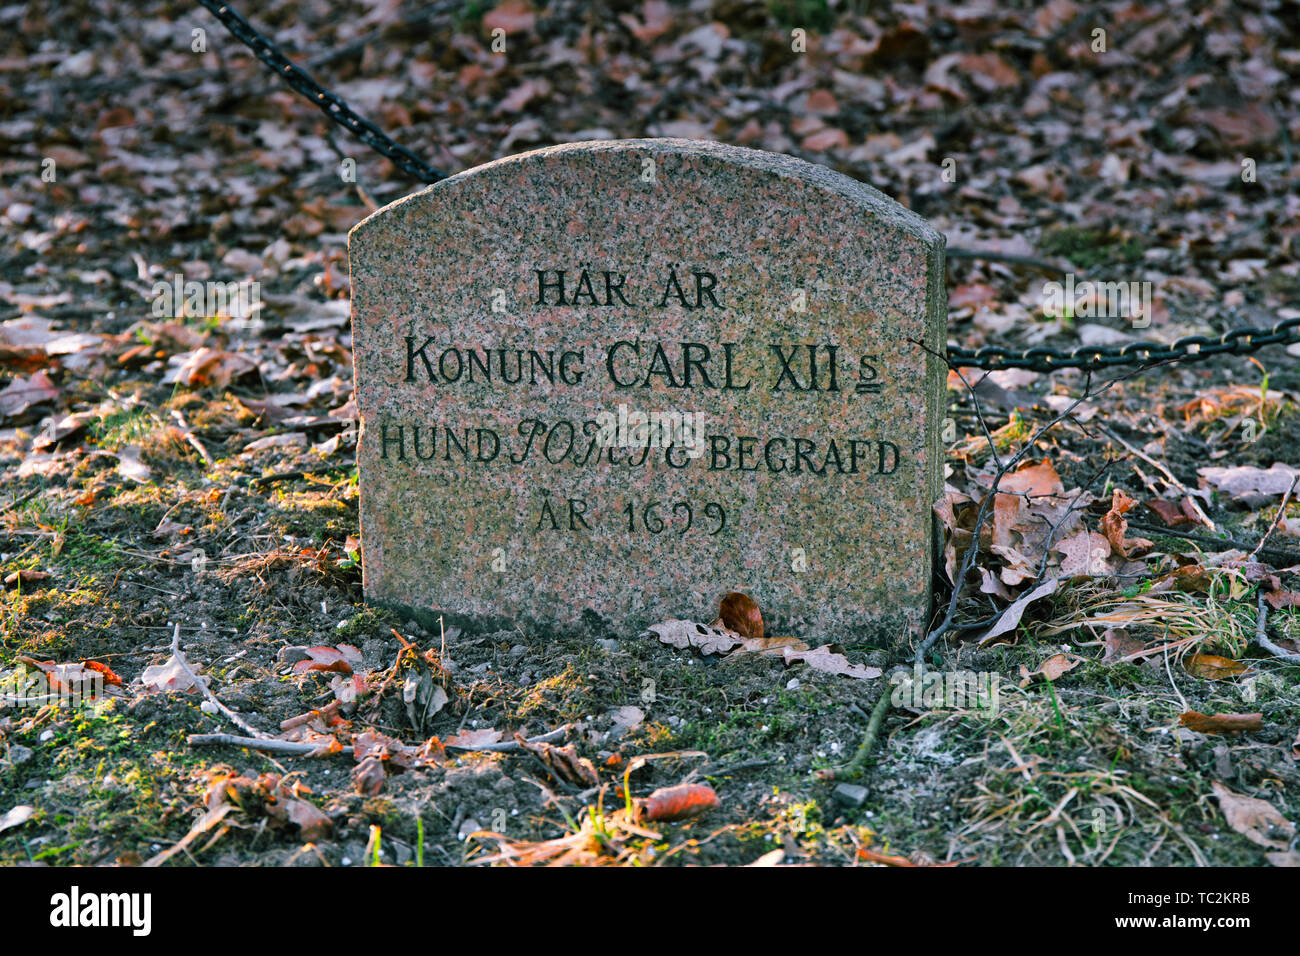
[1178,711,1263,734]
[642,783,719,822]
[290,644,363,676]
[1199,464,1300,507]
[515,737,599,788]
[1101,628,1149,663]
[351,755,386,796]
[1211,782,1296,849]
[1146,498,1195,528]
[282,797,333,842]
[1019,652,1081,686]
[719,591,764,640]
[1100,489,1153,558]
[1265,590,1300,610]
[1184,654,1248,680]
[1054,529,1113,576]
[979,577,1059,646]
[0,370,58,419]
[992,458,1064,548]
[483,0,535,33]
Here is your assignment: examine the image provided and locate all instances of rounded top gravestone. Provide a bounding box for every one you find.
[349,138,947,648]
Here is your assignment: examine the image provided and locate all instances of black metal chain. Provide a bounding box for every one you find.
[195,1,1300,373]
[195,0,448,183]
[947,317,1300,372]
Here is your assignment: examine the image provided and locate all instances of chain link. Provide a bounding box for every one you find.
[196,0,448,184]
[197,1,1300,373]
[947,316,1300,372]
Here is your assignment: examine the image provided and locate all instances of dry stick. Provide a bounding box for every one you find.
[186,726,570,756]
[1126,521,1300,564]
[946,364,1005,472]
[915,365,1114,668]
[1098,423,1216,531]
[1250,474,1300,561]
[819,690,891,781]
[913,352,1181,670]
[1256,590,1300,664]
[169,621,270,740]
[186,734,340,755]
[1033,455,1123,583]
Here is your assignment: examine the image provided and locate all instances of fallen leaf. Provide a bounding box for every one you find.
[1100,488,1153,558]
[1211,781,1295,849]
[351,755,386,795]
[1146,498,1195,528]
[979,577,1059,645]
[0,370,58,419]
[646,619,741,655]
[1019,652,1081,686]
[1184,654,1248,680]
[115,445,151,483]
[719,591,764,640]
[1055,529,1114,577]
[642,783,719,821]
[1179,711,1262,734]
[291,644,363,675]
[1101,628,1149,663]
[515,737,599,788]
[1199,464,1300,508]
[782,644,882,680]
[141,653,205,694]
[483,0,535,33]
[607,705,644,739]
[993,458,1064,549]
[1264,590,1300,611]
[3,569,51,590]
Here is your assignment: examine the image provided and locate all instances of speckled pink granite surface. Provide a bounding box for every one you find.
[349,139,945,647]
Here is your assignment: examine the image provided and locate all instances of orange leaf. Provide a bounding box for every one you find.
[643,783,720,822]
[1179,711,1263,734]
[82,660,123,686]
[1185,654,1248,680]
[857,847,962,867]
[719,592,764,640]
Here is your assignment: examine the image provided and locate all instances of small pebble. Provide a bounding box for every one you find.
[832,783,869,808]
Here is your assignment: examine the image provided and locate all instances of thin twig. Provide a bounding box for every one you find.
[186,725,571,756]
[1250,474,1299,560]
[1127,522,1300,564]
[187,733,345,755]
[1256,590,1300,664]
[169,621,270,739]
[1098,423,1215,531]
[447,727,568,752]
[915,366,1116,667]
[818,690,890,782]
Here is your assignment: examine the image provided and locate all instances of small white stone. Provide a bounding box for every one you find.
[200,700,218,714]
